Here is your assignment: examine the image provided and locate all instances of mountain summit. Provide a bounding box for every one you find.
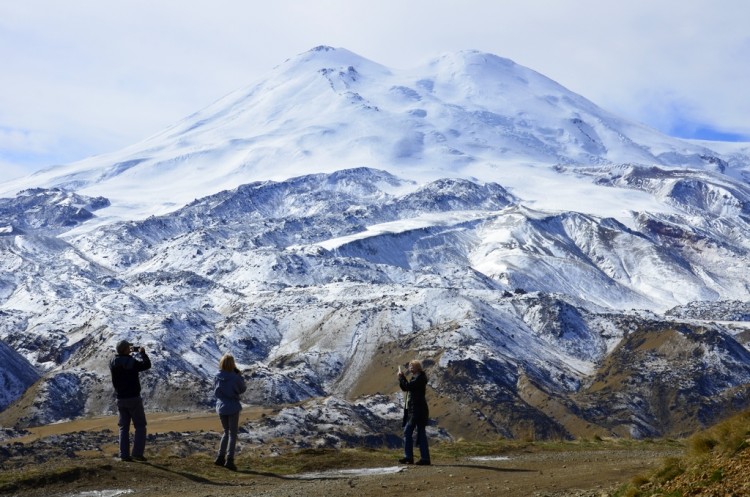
[0,46,736,224]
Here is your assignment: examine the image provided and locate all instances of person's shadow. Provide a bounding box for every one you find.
[140,461,293,485]
[435,463,535,473]
[234,468,295,480]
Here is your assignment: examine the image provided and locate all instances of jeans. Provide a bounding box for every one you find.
[117,396,147,458]
[218,412,240,459]
[403,420,430,462]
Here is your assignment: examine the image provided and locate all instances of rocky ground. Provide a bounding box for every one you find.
[0,412,683,497]
[0,448,675,497]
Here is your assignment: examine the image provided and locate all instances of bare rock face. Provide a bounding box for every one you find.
[0,188,109,235]
[0,338,39,413]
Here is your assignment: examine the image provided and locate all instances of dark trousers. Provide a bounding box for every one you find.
[403,420,430,462]
[117,396,147,458]
[218,412,240,459]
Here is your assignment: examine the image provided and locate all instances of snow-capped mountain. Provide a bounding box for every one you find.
[1,46,750,442]
[1,46,741,226]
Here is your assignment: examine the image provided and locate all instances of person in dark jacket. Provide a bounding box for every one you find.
[213,353,247,471]
[109,339,151,462]
[398,359,431,465]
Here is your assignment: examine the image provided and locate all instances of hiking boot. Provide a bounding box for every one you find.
[415,459,431,466]
[214,456,226,466]
[119,455,133,462]
[132,455,148,462]
[224,458,237,471]
[398,457,414,464]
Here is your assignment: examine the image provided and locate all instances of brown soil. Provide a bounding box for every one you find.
[7,409,272,443]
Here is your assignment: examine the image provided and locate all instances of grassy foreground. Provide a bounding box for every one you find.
[613,409,750,496]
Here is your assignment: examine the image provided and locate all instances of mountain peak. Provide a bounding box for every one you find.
[310,45,337,52]
[278,45,390,79]
[423,49,569,103]
[431,49,517,70]
[0,46,737,226]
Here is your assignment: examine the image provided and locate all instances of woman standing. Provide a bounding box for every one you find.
[214,353,246,471]
[398,359,431,465]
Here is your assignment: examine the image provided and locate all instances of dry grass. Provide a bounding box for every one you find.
[613,409,750,496]
[7,407,275,444]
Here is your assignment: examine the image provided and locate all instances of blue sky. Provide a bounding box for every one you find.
[1,0,749,181]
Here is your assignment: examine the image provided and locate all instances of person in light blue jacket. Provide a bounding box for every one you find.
[213,353,246,471]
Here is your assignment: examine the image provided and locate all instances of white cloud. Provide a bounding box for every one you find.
[1,0,748,179]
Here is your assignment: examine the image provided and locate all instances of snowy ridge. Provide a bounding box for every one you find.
[2,166,750,438]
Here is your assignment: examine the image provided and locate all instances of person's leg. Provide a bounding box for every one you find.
[226,412,240,460]
[130,398,148,459]
[416,424,430,464]
[222,412,240,470]
[401,421,415,463]
[117,402,132,460]
[216,414,229,464]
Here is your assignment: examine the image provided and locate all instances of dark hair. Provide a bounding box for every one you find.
[116,340,132,355]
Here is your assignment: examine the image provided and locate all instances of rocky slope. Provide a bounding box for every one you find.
[2,167,750,441]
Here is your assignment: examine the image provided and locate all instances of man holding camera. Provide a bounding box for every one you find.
[110,340,152,462]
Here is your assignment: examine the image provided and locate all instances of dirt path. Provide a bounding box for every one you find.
[5,446,675,497]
